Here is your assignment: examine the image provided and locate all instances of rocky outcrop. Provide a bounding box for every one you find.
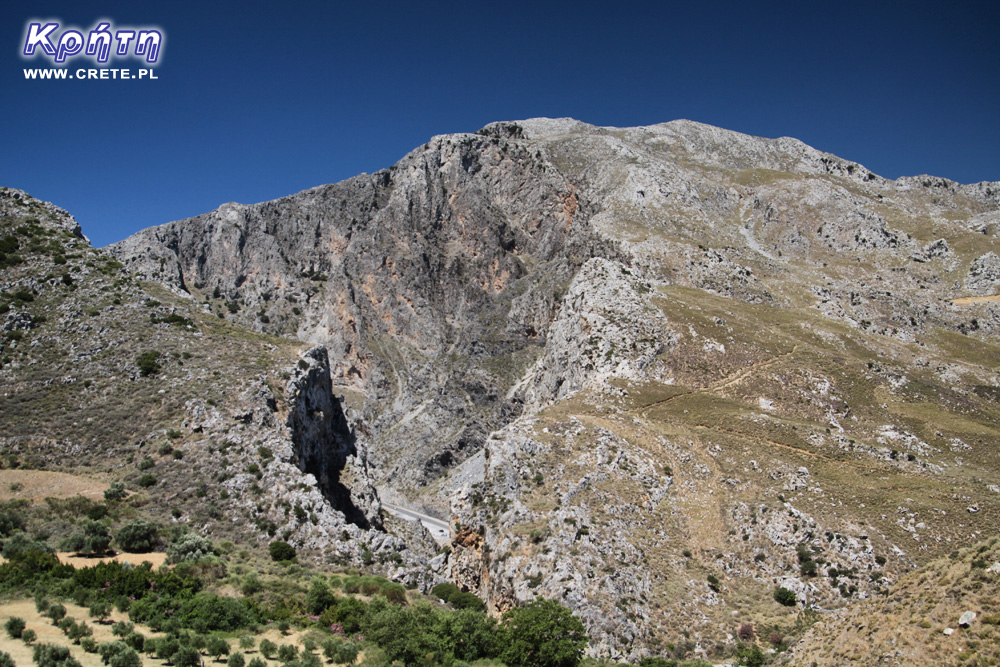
[286,346,381,529]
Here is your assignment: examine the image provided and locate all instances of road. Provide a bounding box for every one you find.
[382,502,451,544]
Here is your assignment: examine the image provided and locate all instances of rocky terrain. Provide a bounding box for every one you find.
[5,117,1000,662]
[0,188,435,584]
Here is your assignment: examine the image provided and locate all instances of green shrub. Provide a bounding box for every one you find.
[172,646,201,667]
[47,603,67,623]
[89,599,112,623]
[734,643,766,667]
[116,520,160,553]
[277,645,297,663]
[136,351,161,377]
[259,639,277,659]
[228,653,246,667]
[104,482,128,502]
[206,636,230,660]
[268,541,296,562]
[773,587,797,607]
[500,599,586,667]
[61,520,112,556]
[22,628,37,645]
[5,617,25,638]
[32,643,82,667]
[136,474,157,488]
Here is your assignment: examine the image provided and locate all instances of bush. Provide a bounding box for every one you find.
[136,351,161,377]
[104,483,128,502]
[207,636,230,660]
[5,617,25,639]
[277,645,297,663]
[3,532,54,559]
[167,533,213,562]
[116,520,160,553]
[22,628,37,645]
[89,599,112,623]
[773,587,797,607]
[0,651,12,667]
[501,599,587,667]
[247,659,266,667]
[172,646,201,667]
[47,604,67,623]
[33,643,82,667]
[125,633,146,652]
[228,654,245,667]
[109,649,140,667]
[268,541,296,562]
[62,520,112,556]
[734,643,766,667]
[259,640,277,659]
[737,622,755,641]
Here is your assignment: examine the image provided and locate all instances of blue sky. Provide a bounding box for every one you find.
[2,0,998,247]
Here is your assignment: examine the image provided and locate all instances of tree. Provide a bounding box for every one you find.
[206,637,230,661]
[33,644,82,667]
[47,604,67,624]
[268,541,296,562]
[332,643,358,666]
[171,646,201,667]
[227,653,245,667]
[500,599,587,667]
[247,659,266,667]
[89,599,112,623]
[5,617,25,639]
[62,520,112,556]
[258,640,277,660]
[306,578,337,614]
[22,629,37,645]
[116,521,160,553]
[238,635,254,652]
[167,533,213,562]
[277,645,297,663]
[0,651,14,667]
[109,648,141,667]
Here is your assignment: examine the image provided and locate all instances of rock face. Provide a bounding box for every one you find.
[286,346,380,529]
[108,120,1000,659]
[111,131,610,493]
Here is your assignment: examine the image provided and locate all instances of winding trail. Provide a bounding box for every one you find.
[952,295,1000,305]
[630,345,799,414]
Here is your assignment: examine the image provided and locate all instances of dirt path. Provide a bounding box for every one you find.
[952,295,1000,305]
[630,345,799,414]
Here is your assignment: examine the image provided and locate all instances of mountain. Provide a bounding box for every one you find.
[7,117,1000,662]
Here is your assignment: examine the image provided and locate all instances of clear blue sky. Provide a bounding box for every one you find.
[3,0,998,247]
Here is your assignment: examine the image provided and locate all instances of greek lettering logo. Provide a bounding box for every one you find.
[21,20,164,65]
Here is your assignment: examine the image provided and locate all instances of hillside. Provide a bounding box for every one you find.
[0,188,430,577]
[5,117,1000,662]
[782,536,1000,666]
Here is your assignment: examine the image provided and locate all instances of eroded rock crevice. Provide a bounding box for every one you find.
[286,346,381,529]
